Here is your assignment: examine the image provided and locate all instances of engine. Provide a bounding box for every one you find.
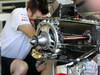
[30,0,98,64]
[30,18,97,64]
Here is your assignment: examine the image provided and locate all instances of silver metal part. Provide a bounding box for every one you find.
[31,19,61,54]
[38,32,49,48]
[37,20,60,53]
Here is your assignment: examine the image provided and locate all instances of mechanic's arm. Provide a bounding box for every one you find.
[18,24,36,39]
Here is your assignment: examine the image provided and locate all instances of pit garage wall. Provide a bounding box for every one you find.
[0,3,2,32]
[0,22,2,32]
[0,0,27,32]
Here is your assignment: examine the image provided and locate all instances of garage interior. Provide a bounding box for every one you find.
[0,0,100,75]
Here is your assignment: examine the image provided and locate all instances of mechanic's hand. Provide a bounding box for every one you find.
[36,61,47,72]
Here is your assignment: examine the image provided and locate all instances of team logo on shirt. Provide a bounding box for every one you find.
[21,16,28,21]
[21,14,26,16]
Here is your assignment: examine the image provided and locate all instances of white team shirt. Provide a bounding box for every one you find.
[0,8,33,59]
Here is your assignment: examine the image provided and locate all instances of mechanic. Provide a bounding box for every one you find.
[0,0,51,75]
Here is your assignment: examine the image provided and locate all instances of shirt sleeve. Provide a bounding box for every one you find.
[10,8,31,31]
